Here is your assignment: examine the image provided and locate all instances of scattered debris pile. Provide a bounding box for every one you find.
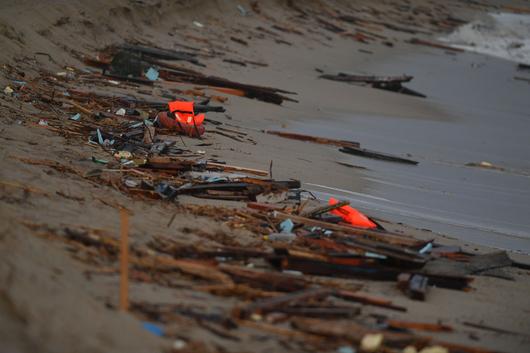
[23,194,519,353]
[84,43,297,105]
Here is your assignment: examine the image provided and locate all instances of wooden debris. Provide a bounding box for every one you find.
[408,38,464,52]
[339,146,419,165]
[234,287,333,318]
[398,273,429,301]
[320,72,426,98]
[266,130,360,148]
[119,208,130,311]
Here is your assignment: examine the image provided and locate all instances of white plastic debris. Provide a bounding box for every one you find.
[193,21,204,28]
[70,113,81,121]
[3,86,14,95]
[115,108,126,116]
[124,179,140,188]
[38,119,48,126]
[237,5,248,16]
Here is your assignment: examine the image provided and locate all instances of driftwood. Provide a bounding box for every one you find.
[119,43,202,66]
[408,38,464,52]
[320,73,426,98]
[320,73,413,84]
[235,287,333,318]
[266,130,360,148]
[159,69,297,105]
[339,146,419,165]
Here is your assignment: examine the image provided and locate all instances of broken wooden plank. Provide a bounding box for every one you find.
[159,69,297,105]
[420,251,513,277]
[234,287,333,318]
[319,73,413,84]
[339,146,419,165]
[385,319,453,332]
[219,264,309,292]
[408,38,464,52]
[337,289,407,312]
[118,43,202,65]
[277,305,361,319]
[206,162,269,176]
[266,130,360,148]
[302,200,350,218]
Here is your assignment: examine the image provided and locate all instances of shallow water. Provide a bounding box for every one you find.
[285,50,530,253]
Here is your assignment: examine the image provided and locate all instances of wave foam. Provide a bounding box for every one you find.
[440,13,530,64]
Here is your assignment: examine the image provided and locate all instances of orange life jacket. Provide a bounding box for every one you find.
[328,197,377,229]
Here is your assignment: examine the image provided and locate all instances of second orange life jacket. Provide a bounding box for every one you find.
[328,197,377,229]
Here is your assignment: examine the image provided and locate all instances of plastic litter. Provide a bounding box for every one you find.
[237,5,248,16]
[3,86,14,95]
[70,113,81,121]
[116,108,126,116]
[142,321,164,336]
[279,218,294,233]
[91,156,108,164]
[265,232,296,242]
[114,151,133,160]
[337,346,356,353]
[419,242,433,254]
[145,67,159,81]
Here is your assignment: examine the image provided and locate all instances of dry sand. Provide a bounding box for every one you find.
[1,1,530,352]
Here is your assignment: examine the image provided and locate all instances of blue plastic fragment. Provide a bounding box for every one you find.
[337,346,356,353]
[145,67,159,81]
[280,219,294,233]
[12,80,27,86]
[70,113,81,121]
[142,321,164,336]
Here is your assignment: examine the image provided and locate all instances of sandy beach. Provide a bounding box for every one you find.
[1,1,530,352]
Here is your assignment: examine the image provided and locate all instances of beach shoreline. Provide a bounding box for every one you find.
[1,1,530,352]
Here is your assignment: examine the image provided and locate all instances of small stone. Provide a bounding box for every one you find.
[250,313,262,321]
[360,333,384,352]
[172,339,186,350]
[419,346,448,353]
